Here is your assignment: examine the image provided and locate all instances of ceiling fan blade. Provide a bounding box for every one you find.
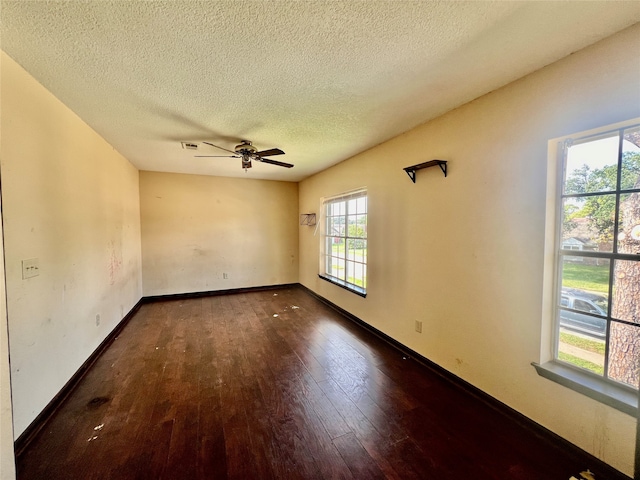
[202,141,237,155]
[258,157,294,168]
[256,148,285,157]
[195,155,239,158]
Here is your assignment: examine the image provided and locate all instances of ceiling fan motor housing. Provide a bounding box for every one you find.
[235,141,257,155]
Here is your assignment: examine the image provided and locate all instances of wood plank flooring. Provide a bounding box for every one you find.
[16,286,629,479]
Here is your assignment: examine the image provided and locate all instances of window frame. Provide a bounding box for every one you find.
[318,188,367,297]
[534,119,640,416]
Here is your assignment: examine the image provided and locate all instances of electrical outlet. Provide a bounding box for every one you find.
[415,320,423,333]
[96,314,101,326]
[22,258,40,279]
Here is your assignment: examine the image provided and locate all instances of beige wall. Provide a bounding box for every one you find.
[140,171,298,296]
[299,25,640,476]
[0,52,143,439]
[0,201,15,480]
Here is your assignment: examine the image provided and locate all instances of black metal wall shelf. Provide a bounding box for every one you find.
[403,160,447,183]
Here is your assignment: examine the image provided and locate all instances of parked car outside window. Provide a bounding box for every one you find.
[559,287,607,338]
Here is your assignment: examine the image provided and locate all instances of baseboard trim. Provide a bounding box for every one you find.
[14,298,144,458]
[298,283,632,480]
[142,283,298,303]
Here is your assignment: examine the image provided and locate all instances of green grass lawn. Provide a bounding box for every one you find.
[347,276,365,288]
[331,243,366,258]
[558,352,604,375]
[331,242,345,254]
[558,331,605,375]
[559,331,605,355]
[562,262,609,294]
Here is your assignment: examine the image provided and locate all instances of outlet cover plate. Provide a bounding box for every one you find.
[22,258,39,279]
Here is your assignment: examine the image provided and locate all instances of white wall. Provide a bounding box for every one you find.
[0,52,143,438]
[140,171,299,296]
[299,24,640,476]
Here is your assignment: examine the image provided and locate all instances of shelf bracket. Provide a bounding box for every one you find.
[299,213,316,226]
[403,160,447,183]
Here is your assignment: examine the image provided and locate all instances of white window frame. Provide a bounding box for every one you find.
[534,119,640,416]
[319,188,367,297]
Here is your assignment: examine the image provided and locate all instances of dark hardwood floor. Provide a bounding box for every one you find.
[16,286,629,479]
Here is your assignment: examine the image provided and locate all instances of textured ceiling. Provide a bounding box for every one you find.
[2,1,639,182]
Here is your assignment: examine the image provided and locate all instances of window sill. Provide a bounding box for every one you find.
[532,361,637,417]
[318,274,366,298]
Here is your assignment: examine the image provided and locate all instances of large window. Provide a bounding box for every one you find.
[555,124,640,392]
[319,189,367,296]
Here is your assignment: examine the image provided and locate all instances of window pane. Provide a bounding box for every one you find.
[349,224,367,248]
[557,326,605,376]
[621,126,640,190]
[328,256,345,281]
[328,217,342,237]
[617,193,640,255]
[561,197,614,253]
[328,201,345,216]
[346,260,365,288]
[346,242,356,260]
[561,255,610,295]
[356,196,367,214]
[346,260,355,285]
[347,238,364,258]
[347,214,358,236]
[607,321,640,389]
[611,259,640,324]
[564,134,620,194]
[355,215,367,237]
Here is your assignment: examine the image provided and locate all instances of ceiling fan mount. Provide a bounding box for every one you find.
[194,139,294,170]
[234,140,258,155]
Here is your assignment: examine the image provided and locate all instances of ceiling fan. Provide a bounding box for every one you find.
[195,140,294,170]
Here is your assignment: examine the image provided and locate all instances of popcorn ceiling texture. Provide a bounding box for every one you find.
[2,1,639,181]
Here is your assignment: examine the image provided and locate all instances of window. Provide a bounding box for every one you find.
[554,123,640,393]
[319,189,367,296]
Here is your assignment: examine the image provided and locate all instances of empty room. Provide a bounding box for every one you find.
[1,2,639,479]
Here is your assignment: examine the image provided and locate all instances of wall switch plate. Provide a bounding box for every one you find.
[223,273,229,279]
[415,320,423,333]
[22,258,40,279]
